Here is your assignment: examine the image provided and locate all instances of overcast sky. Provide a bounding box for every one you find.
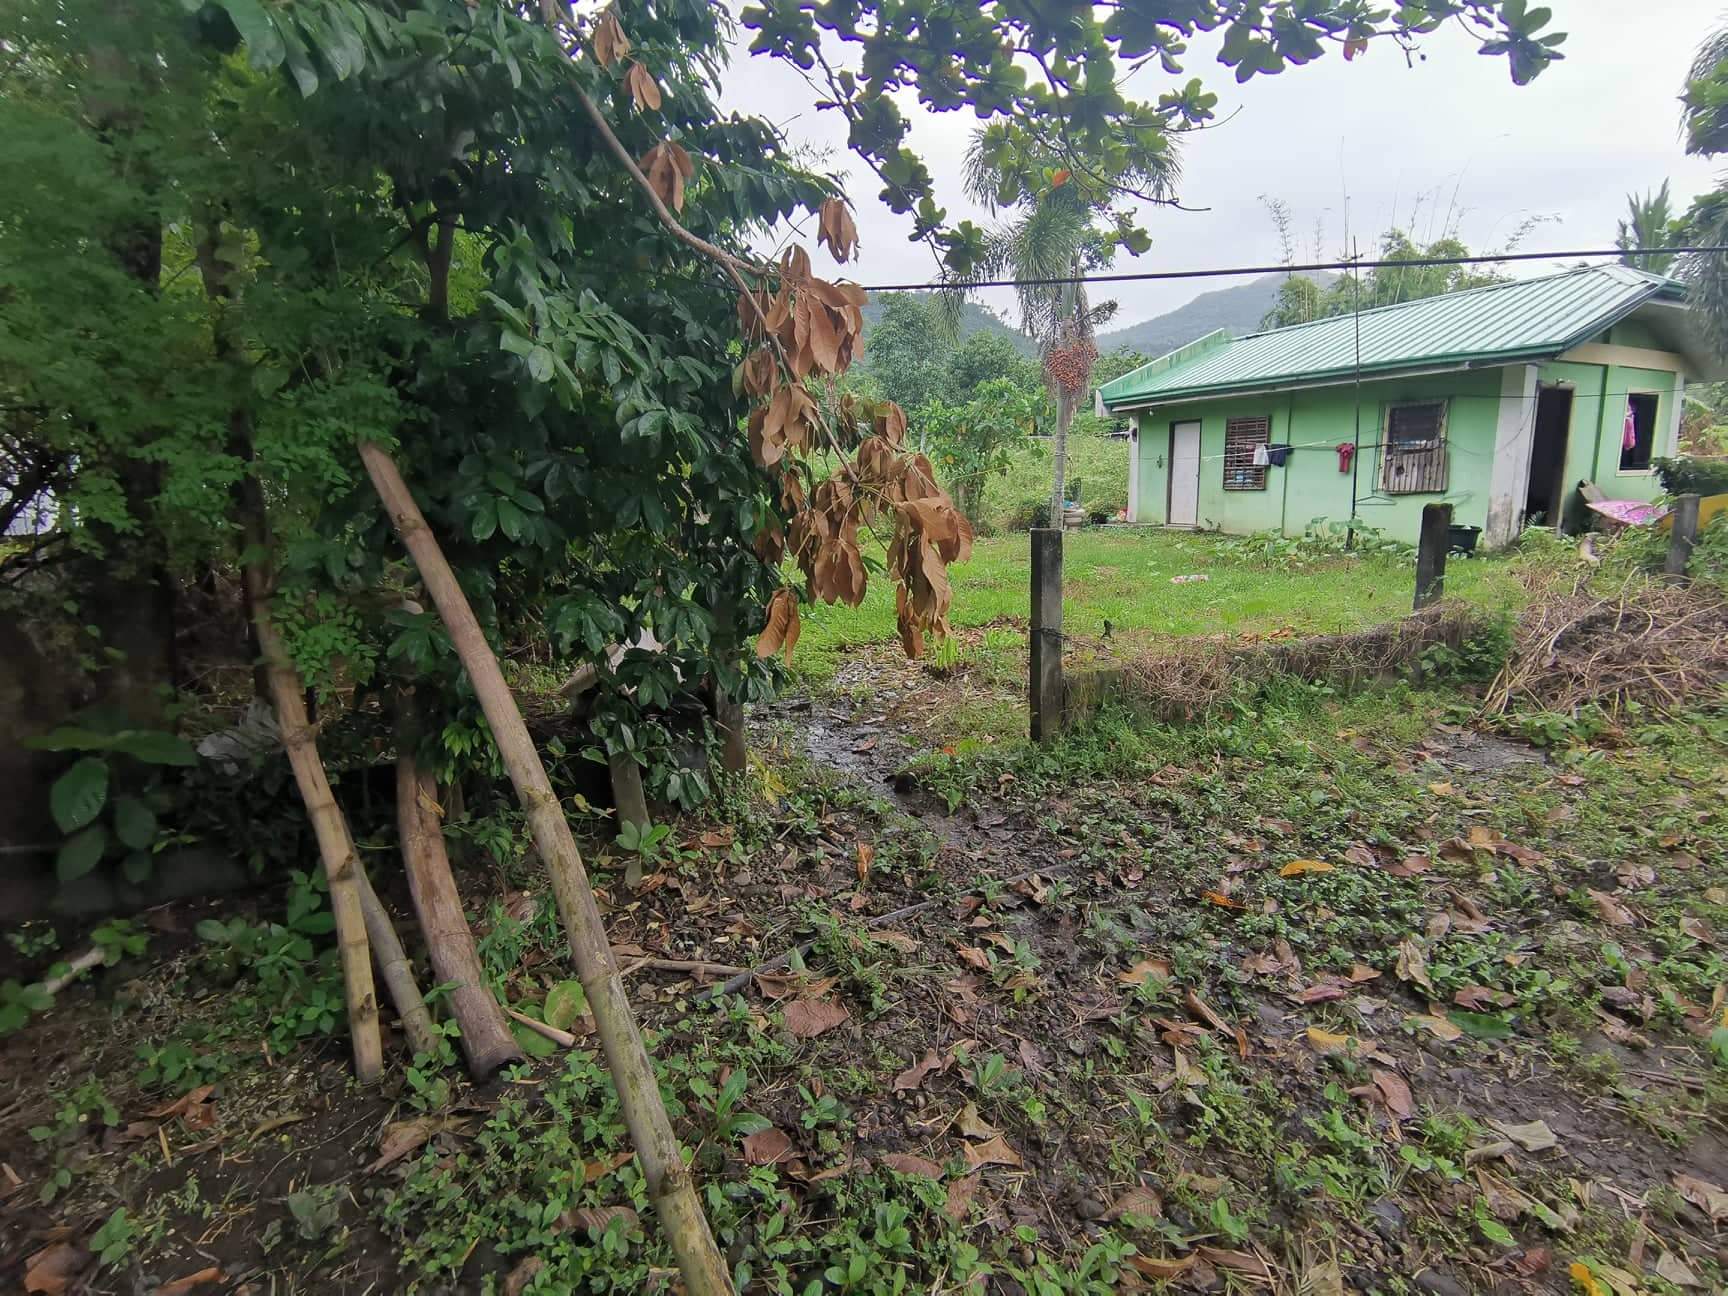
[717,1,1723,331]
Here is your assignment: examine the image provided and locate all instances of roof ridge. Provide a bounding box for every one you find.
[1238,263,1611,342]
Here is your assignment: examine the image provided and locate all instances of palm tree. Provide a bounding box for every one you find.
[955,139,1178,525]
[1679,23,1728,349]
[1617,182,1682,276]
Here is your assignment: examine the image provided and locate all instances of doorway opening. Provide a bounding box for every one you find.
[1526,385,1573,529]
[1167,420,1201,527]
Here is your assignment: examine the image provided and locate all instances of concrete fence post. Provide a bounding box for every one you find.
[1665,493,1701,579]
[1030,528,1064,742]
[1414,503,1453,611]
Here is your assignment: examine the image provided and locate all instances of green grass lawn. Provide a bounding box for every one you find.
[795,527,1529,680]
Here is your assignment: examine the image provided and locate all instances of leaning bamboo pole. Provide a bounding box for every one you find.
[358,442,728,1295]
[245,593,382,1083]
[353,858,437,1057]
[394,699,523,1078]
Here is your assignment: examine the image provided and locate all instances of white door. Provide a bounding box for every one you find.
[1168,421,1201,526]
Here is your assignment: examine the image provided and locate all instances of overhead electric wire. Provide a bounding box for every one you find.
[859,245,1728,293]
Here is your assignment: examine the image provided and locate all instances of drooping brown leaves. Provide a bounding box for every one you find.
[816,197,859,263]
[638,140,694,212]
[755,588,801,663]
[591,9,630,67]
[624,62,662,112]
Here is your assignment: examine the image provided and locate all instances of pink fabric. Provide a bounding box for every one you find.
[1623,404,1638,451]
[1587,498,1666,527]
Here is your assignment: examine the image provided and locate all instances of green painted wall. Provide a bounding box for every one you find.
[1135,368,1504,545]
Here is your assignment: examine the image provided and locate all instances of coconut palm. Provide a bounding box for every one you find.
[1679,23,1728,348]
[955,137,1179,524]
[1617,182,1683,276]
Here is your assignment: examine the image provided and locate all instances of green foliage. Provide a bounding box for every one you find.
[90,1207,138,1268]
[28,719,192,883]
[1654,454,1728,497]
[921,378,1043,523]
[1261,228,1513,329]
[1617,181,1687,276]
[28,1079,120,1204]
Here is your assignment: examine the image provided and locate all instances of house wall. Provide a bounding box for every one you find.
[1132,367,1506,545]
[1535,355,1681,511]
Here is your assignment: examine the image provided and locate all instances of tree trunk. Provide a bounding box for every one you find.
[1049,383,1077,526]
[354,861,438,1057]
[247,596,382,1083]
[395,698,523,1078]
[358,441,729,1296]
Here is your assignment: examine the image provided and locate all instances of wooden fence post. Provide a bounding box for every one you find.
[1414,503,1453,611]
[1665,494,1701,579]
[1030,528,1064,742]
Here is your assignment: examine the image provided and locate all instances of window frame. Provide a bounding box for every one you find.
[1378,398,1450,495]
[1618,391,1660,474]
[1221,415,1271,491]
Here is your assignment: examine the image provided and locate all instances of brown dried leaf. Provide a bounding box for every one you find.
[1673,1173,1728,1221]
[1347,963,1382,983]
[623,61,661,112]
[782,997,849,1039]
[1279,858,1333,877]
[366,1117,464,1174]
[961,1133,1022,1169]
[1407,1012,1463,1042]
[1127,1254,1196,1281]
[755,588,801,663]
[955,945,991,972]
[1452,985,1500,1011]
[590,9,630,67]
[1490,1118,1558,1151]
[1395,937,1433,993]
[956,1102,1000,1140]
[855,841,874,884]
[742,1127,795,1165]
[503,1257,544,1296]
[1587,888,1636,927]
[637,139,694,213]
[1371,1069,1414,1120]
[155,1267,224,1295]
[944,1173,980,1220]
[24,1243,86,1295]
[1195,1246,1274,1280]
[144,1084,216,1121]
[1115,958,1171,988]
[1185,988,1230,1033]
[880,1152,943,1179]
[1304,1027,1354,1055]
[559,1204,639,1235]
[893,1049,944,1093]
[1104,1184,1163,1220]
[816,197,859,263]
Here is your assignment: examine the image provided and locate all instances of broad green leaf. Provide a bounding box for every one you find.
[121,850,153,884]
[109,730,197,766]
[57,825,108,881]
[543,980,588,1031]
[114,796,157,850]
[51,758,109,833]
[511,1020,558,1058]
[218,0,287,68]
[24,726,116,753]
[527,346,555,382]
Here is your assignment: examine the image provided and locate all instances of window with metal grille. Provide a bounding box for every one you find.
[1379,401,1448,494]
[1223,416,1269,490]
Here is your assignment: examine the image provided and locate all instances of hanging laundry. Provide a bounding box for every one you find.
[1623,403,1639,452]
[1266,444,1290,467]
[1251,443,1270,467]
[1335,442,1356,473]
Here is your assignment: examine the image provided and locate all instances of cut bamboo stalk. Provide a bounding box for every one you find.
[504,1006,579,1049]
[395,700,523,1078]
[40,947,105,996]
[353,860,437,1057]
[359,442,729,1296]
[247,600,382,1083]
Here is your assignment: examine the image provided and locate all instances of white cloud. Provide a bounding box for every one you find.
[717,0,1722,329]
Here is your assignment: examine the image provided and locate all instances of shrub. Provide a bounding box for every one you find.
[1653,455,1728,497]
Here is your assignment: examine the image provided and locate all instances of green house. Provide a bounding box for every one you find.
[1097,265,1724,548]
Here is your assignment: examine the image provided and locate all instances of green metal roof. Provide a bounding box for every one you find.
[1099,265,1689,409]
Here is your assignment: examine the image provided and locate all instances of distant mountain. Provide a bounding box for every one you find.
[859,296,1036,356]
[1095,271,1336,358]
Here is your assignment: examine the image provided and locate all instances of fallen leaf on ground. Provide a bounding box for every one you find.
[855,842,874,884]
[1201,890,1245,910]
[1566,1262,1605,1296]
[1452,985,1502,1010]
[742,1127,795,1165]
[1371,1069,1414,1120]
[1655,1251,1703,1287]
[1104,1185,1163,1220]
[1348,963,1382,983]
[559,1205,638,1235]
[1407,1012,1462,1041]
[944,1174,979,1220]
[1343,843,1377,869]
[24,1242,85,1295]
[782,998,850,1039]
[955,946,991,971]
[1017,1037,1047,1075]
[1195,1246,1273,1279]
[1490,1118,1558,1152]
[1673,1172,1728,1221]
[1305,1026,1354,1055]
[872,930,918,953]
[1115,957,1171,987]
[154,1267,224,1295]
[366,1117,467,1174]
[503,1257,544,1296]
[1184,989,1230,1033]
[880,1152,944,1178]
[1395,938,1434,993]
[893,1049,945,1093]
[956,1102,1000,1140]
[144,1084,216,1123]
[1587,888,1636,927]
[961,1133,1022,1169]
[1383,855,1432,877]
[1127,1254,1195,1280]
[1279,859,1334,877]
[1290,979,1349,1005]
